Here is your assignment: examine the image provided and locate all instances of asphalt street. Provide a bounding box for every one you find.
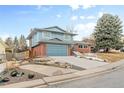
[47,65,124,88]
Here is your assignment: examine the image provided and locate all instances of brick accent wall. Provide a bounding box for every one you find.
[68,45,72,56]
[74,44,91,53]
[31,43,46,58]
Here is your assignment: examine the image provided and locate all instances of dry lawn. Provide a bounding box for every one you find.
[97,52,124,63]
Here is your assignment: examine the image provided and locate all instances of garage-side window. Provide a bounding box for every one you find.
[79,45,83,48]
[84,45,88,48]
[78,45,88,48]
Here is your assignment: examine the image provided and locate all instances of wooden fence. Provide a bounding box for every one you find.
[0,54,6,62]
[14,51,29,60]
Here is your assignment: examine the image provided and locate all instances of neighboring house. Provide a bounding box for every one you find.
[27,26,77,57]
[82,37,95,52]
[73,41,91,53]
[0,39,9,61]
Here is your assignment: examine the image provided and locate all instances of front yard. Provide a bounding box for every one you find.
[97,52,124,63]
[0,68,47,86]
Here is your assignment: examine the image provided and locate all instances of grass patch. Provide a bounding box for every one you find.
[97,52,124,63]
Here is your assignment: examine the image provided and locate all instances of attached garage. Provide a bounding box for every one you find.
[46,44,68,56]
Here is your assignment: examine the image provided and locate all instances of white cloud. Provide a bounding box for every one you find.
[74,23,96,40]
[98,12,104,18]
[70,5,95,10]
[80,15,96,20]
[0,34,10,41]
[87,16,95,19]
[18,11,33,15]
[82,5,95,9]
[69,5,80,10]
[36,6,53,11]
[71,16,78,21]
[56,14,62,18]
[36,5,42,10]
[97,11,108,18]
[80,16,85,20]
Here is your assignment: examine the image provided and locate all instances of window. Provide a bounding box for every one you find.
[78,45,88,48]
[45,32,51,37]
[64,34,70,40]
[54,33,61,39]
[84,45,88,48]
[79,45,83,48]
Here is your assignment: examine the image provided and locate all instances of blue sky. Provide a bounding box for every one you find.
[0,5,124,40]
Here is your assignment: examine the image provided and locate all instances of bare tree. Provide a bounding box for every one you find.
[66,25,77,33]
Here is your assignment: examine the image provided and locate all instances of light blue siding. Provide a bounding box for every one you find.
[37,32,42,41]
[51,33,63,40]
[47,44,68,56]
[32,32,42,47]
[42,31,73,41]
[31,27,74,47]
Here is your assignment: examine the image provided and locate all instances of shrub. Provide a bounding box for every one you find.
[10,70,18,77]
[0,76,3,82]
[28,73,35,79]
[2,77,10,82]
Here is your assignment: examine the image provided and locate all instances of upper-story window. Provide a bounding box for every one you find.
[64,34,70,40]
[37,32,42,41]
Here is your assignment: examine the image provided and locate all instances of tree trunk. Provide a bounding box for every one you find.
[104,48,109,53]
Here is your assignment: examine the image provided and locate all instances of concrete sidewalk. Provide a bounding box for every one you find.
[51,56,108,69]
[1,60,124,88]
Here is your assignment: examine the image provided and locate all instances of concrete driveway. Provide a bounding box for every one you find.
[51,56,108,69]
[20,64,77,77]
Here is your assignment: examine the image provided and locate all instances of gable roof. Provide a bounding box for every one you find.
[0,39,9,48]
[27,26,77,39]
[43,26,66,33]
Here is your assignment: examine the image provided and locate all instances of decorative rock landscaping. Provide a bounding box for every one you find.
[0,68,47,86]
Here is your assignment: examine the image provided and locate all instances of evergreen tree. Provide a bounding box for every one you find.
[19,35,27,51]
[94,14,123,52]
[5,37,13,49]
[13,36,19,52]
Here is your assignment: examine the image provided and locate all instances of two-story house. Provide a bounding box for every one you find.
[27,26,77,57]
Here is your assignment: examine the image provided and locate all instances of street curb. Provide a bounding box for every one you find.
[1,60,124,88]
[41,60,124,87]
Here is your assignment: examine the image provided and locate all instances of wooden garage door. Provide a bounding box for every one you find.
[47,44,68,56]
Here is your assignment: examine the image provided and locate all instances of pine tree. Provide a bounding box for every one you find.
[19,35,27,51]
[13,36,19,52]
[94,14,123,52]
[5,37,14,49]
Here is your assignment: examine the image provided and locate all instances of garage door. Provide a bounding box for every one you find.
[47,44,68,56]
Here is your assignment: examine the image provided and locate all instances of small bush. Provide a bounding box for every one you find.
[21,72,25,76]
[2,77,10,82]
[28,73,35,79]
[16,72,25,77]
[10,70,18,77]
